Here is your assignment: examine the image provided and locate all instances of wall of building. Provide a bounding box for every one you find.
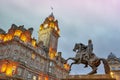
[0,37,69,80]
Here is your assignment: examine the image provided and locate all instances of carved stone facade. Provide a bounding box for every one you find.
[0,13,69,80]
[107,52,120,70]
[107,52,120,80]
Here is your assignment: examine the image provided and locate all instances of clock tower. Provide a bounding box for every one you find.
[38,13,60,59]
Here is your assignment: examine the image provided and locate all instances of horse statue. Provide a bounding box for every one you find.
[65,43,110,75]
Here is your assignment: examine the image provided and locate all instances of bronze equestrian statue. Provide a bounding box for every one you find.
[64,40,110,75]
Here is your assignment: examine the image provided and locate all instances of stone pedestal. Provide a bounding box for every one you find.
[62,74,116,80]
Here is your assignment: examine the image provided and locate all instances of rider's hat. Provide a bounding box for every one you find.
[88,39,92,43]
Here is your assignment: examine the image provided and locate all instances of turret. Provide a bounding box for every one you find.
[38,13,60,59]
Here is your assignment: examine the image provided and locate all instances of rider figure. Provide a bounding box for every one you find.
[87,39,93,56]
[84,39,93,68]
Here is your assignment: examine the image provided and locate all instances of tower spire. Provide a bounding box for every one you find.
[49,0,54,13]
[51,6,53,13]
[38,7,60,59]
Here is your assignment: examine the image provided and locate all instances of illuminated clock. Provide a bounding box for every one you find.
[44,24,48,28]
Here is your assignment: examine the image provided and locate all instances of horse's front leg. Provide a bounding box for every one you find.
[69,62,77,72]
[66,57,76,61]
[64,57,75,64]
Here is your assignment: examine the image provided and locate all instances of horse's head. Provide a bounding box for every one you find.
[73,43,81,52]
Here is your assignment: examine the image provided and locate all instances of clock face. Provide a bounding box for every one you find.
[44,24,48,28]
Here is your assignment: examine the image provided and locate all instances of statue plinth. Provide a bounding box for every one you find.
[62,74,116,80]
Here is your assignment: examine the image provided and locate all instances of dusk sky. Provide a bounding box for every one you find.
[0,0,120,74]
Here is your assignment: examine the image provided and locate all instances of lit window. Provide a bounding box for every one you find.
[55,26,57,31]
[1,63,7,73]
[32,39,37,47]
[45,76,48,80]
[44,24,48,28]
[38,76,42,80]
[0,34,4,41]
[33,75,37,80]
[14,30,22,37]
[110,72,114,78]
[32,53,36,59]
[3,34,13,42]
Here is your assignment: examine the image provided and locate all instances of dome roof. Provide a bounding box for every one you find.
[108,52,117,59]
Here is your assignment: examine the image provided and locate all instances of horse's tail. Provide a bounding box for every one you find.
[100,58,110,74]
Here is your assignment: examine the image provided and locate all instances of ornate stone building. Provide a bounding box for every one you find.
[0,13,69,80]
[107,52,120,80]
